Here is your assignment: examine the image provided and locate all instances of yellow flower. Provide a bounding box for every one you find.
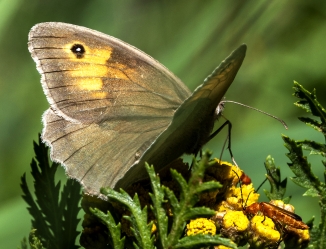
[200,160,246,208]
[218,183,259,211]
[186,218,216,236]
[251,216,280,241]
[298,228,310,241]
[151,223,157,234]
[284,225,310,249]
[214,245,234,249]
[210,159,241,183]
[222,211,249,231]
[212,159,252,185]
[247,215,281,249]
[216,210,249,246]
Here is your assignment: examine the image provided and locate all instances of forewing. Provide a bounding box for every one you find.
[29,22,191,194]
[28,22,191,123]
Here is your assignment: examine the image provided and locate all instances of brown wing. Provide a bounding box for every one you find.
[29,22,191,195]
[28,22,190,123]
[117,45,247,188]
[42,108,171,195]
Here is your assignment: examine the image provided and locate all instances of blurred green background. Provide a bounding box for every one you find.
[1,0,326,248]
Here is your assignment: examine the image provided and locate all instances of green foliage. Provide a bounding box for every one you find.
[93,152,236,249]
[172,234,236,249]
[91,208,125,249]
[19,237,28,249]
[20,136,81,249]
[263,155,290,203]
[282,82,326,248]
[98,188,154,249]
[29,230,46,249]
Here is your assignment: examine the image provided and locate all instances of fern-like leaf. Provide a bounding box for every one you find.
[283,135,323,196]
[100,188,155,249]
[164,151,222,248]
[293,81,326,137]
[174,234,237,249]
[97,151,233,249]
[282,82,326,248]
[91,207,125,249]
[263,155,289,202]
[21,135,81,249]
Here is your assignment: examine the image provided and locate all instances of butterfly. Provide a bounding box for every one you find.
[28,22,246,196]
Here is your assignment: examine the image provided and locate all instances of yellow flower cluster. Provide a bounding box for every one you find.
[216,183,259,213]
[209,160,310,249]
[222,211,248,232]
[284,225,310,248]
[186,218,216,236]
[251,216,281,241]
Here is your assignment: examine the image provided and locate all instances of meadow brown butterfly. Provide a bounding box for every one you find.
[28,22,246,196]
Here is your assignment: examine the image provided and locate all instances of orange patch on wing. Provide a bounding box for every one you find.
[91,92,107,99]
[76,78,103,91]
[64,42,131,84]
[69,64,130,80]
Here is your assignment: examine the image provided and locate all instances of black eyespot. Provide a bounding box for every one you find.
[71,44,85,58]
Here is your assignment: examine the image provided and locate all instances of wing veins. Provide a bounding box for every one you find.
[63,141,94,164]
[51,125,90,144]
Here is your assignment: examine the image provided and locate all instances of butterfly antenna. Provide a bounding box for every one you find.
[223,100,288,129]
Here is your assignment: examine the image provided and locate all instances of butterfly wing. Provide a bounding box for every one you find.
[118,44,246,188]
[28,22,191,195]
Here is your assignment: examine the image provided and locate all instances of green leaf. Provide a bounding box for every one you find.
[146,164,169,248]
[60,180,82,249]
[283,135,323,193]
[282,82,326,248]
[297,139,326,157]
[310,225,326,249]
[91,208,125,249]
[163,186,180,215]
[21,135,81,249]
[29,230,46,249]
[174,234,237,249]
[97,151,233,249]
[100,188,155,249]
[21,172,53,243]
[164,151,224,248]
[19,237,28,249]
[298,117,323,133]
[182,207,215,221]
[194,181,222,194]
[293,81,326,137]
[170,169,189,203]
[303,188,319,197]
[263,155,288,201]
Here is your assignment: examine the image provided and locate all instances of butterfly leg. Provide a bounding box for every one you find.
[208,120,238,167]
